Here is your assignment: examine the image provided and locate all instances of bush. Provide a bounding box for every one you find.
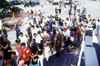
[11,6,22,12]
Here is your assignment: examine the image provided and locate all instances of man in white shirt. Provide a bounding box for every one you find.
[19,32,28,47]
[31,25,37,36]
[33,32,43,44]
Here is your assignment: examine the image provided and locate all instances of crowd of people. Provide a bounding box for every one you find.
[0,3,98,66]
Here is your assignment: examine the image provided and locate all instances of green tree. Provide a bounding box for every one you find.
[0,0,21,18]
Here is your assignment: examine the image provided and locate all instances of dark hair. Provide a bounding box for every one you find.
[32,25,34,27]
[11,51,16,55]
[98,19,100,22]
[15,39,20,42]
[21,43,25,46]
[20,32,23,35]
[33,39,35,41]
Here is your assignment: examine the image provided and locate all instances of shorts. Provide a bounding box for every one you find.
[96,25,100,31]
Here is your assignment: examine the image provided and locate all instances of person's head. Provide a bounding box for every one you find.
[2,26,5,29]
[28,23,31,28]
[11,51,16,58]
[34,18,36,21]
[66,18,69,21]
[37,45,40,49]
[68,26,70,30]
[34,33,37,37]
[32,39,36,44]
[16,26,19,29]
[88,14,91,18]
[32,25,35,29]
[98,19,100,22]
[21,43,26,49]
[47,30,50,34]
[3,35,7,41]
[20,32,23,37]
[15,39,21,44]
[38,31,41,34]
[74,14,76,16]
[64,28,66,32]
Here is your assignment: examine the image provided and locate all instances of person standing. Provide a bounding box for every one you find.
[30,39,38,54]
[31,10,34,19]
[44,44,50,61]
[19,32,28,47]
[59,6,62,15]
[96,19,100,36]
[15,39,21,57]
[74,5,77,14]
[55,29,62,56]
[30,53,39,66]
[21,43,31,66]
[55,7,58,14]
[3,42,12,66]
[15,26,20,39]
[37,45,45,66]
[27,23,32,47]
[2,26,7,38]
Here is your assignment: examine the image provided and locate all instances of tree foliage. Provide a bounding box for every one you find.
[0,0,22,18]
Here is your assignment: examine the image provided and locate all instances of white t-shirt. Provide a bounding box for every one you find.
[19,36,28,47]
[31,28,37,36]
[33,34,42,44]
[66,29,70,37]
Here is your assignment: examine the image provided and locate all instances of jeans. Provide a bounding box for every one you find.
[31,64,38,66]
[0,59,3,66]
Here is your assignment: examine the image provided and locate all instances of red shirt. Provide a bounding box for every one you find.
[21,48,31,62]
[77,28,83,36]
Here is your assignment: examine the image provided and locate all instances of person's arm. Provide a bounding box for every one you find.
[43,49,45,59]
[26,30,30,40]
[40,33,43,39]
[33,59,38,62]
[30,58,32,65]
[14,23,17,30]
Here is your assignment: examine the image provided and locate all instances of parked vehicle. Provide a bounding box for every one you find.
[10,0,22,5]
[24,0,40,7]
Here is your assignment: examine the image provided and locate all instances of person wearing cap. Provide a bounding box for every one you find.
[1,35,11,47]
[2,26,7,38]
[19,32,28,47]
[21,42,31,66]
[15,39,21,57]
